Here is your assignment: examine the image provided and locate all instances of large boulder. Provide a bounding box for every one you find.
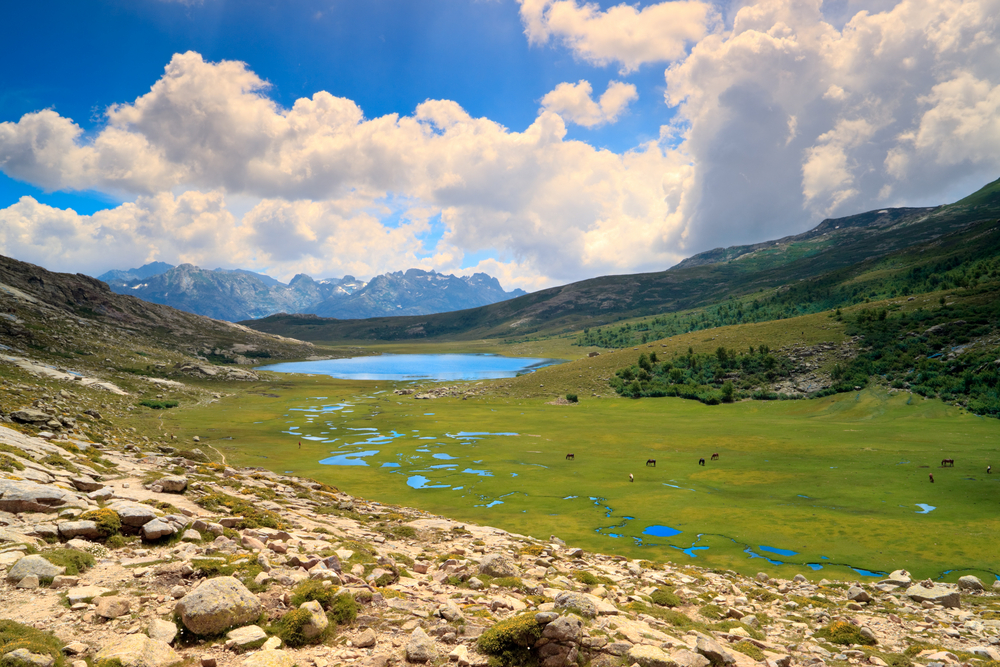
[542,615,583,643]
[695,636,737,665]
[958,576,985,592]
[628,645,673,667]
[2,648,54,667]
[905,583,961,608]
[175,576,263,635]
[58,520,101,540]
[157,476,188,493]
[94,635,180,667]
[405,627,437,663]
[70,476,104,492]
[0,479,80,513]
[142,519,177,540]
[9,410,51,425]
[553,591,597,619]
[883,570,912,586]
[242,650,295,667]
[5,555,65,582]
[95,596,131,619]
[113,503,160,529]
[847,586,871,603]
[478,553,518,578]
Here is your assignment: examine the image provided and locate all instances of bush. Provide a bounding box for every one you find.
[139,400,178,410]
[78,509,121,539]
[328,593,360,625]
[477,614,542,667]
[0,620,66,667]
[650,588,681,608]
[565,393,578,403]
[42,549,94,576]
[733,641,765,661]
[815,621,876,646]
[698,604,724,620]
[291,580,339,609]
[270,608,327,647]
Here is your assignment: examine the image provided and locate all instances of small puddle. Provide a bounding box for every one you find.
[432,453,458,460]
[759,545,798,557]
[462,469,493,477]
[381,462,400,468]
[643,525,682,537]
[915,504,936,514]
[319,450,379,466]
[807,563,823,570]
[852,567,887,577]
[407,475,449,489]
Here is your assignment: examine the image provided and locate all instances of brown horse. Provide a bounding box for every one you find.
[646,459,656,467]
[929,473,935,483]
[941,458,954,467]
[711,453,719,460]
[566,453,575,460]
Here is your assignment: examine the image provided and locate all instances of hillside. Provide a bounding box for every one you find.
[245,177,1000,343]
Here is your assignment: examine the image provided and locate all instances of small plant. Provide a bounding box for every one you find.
[139,400,179,410]
[0,620,67,667]
[565,393,578,403]
[269,608,326,647]
[698,604,724,620]
[518,544,545,557]
[328,593,360,625]
[733,641,765,661]
[650,587,681,608]
[78,509,121,539]
[477,614,542,667]
[291,580,339,609]
[42,549,95,576]
[815,621,876,646]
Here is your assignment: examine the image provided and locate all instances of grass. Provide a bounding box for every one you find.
[43,549,95,576]
[0,620,66,667]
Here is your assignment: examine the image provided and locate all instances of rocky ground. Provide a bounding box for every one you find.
[3,415,1000,667]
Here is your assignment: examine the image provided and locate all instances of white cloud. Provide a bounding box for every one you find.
[518,0,720,72]
[541,80,638,127]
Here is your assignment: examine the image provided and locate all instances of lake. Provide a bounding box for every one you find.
[257,353,563,381]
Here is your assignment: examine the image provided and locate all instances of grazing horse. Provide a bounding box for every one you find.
[699,458,705,466]
[711,453,719,461]
[941,458,954,467]
[629,473,634,482]
[646,459,656,467]
[929,473,935,483]
[566,453,575,460]
[988,465,992,474]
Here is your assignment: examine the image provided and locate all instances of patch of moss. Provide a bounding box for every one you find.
[328,593,360,625]
[699,604,725,620]
[78,508,122,539]
[42,549,95,576]
[650,587,681,608]
[0,619,67,667]
[815,621,876,646]
[518,544,546,557]
[733,641,765,661]
[269,608,330,647]
[476,613,542,667]
[0,453,25,472]
[291,580,340,609]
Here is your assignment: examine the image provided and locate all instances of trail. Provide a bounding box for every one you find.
[209,443,227,466]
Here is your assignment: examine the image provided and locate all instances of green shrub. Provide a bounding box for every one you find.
[139,400,178,410]
[78,509,121,539]
[291,580,339,609]
[476,614,542,667]
[566,393,578,403]
[698,604,724,620]
[650,588,681,608]
[105,534,132,549]
[0,620,66,667]
[733,641,765,661]
[270,608,327,647]
[815,621,876,646]
[328,593,359,625]
[43,549,94,576]
[573,571,600,586]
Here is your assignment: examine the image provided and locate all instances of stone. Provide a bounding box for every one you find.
[405,627,437,663]
[970,647,1000,661]
[242,650,295,667]
[356,628,377,649]
[58,520,101,540]
[242,535,266,551]
[793,574,808,583]
[157,476,188,493]
[847,586,871,602]
[905,584,961,608]
[67,585,110,604]
[87,488,114,502]
[883,570,912,586]
[860,627,877,643]
[142,519,177,540]
[449,645,470,666]
[755,573,769,583]
[467,577,484,590]
[478,553,518,578]
[182,529,202,542]
[94,635,181,667]
[0,479,79,513]
[175,576,264,635]
[10,410,51,425]
[95,596,131,619]
[671,649,711,667]
[15,575,39,589]
[227,625,268,649]
[695,636,737,666]
[49,575,78,588]
[958,576,985,592]
[535,612,559,624]
[201,656,216,667]
[62,642,89,656]
[70,477,104,492]
[2,648,54,667]
[114,504,159,528]
[628,645,673,667]
[541,615,583,643]
[261,637,282,651]
[553,591,597,618]
[5,554,65,582]
[300,600,329,639]
[170,585,187,599]
[440,601,464,622]
[148,619,178,644]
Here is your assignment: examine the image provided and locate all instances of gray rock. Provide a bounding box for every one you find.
[467,577,484,590]
[355,628,377,648]
[58,520,101,540]
[300,600,329,639]
[970,647,1000,661]
[5,554,65,582]
[883,570,912,586]
[440,601,463,622]
[695,636,737,665]
[28,524,58,540]
[2,648,54,667]
[958,575,985,592]
[755,572,769,583]
[241,650,295,667]
[182,529,202,542]
[67,585,110,604]
[553,591,597,618]
[175,576,264,635]
[226,625,267,648]
[671,649,711,667]
[88,488,114,502]
[50,575,79,588]
[70,477,104,492]
[793,574,808,583]
[905,584,961,608]
[157,476,188,493]
[16,575,39,589]
[0,479,79,513]
[541,615,583,643]
[142,519,177,540]
[10,410,52,425]
[847,586,871,602]
[94,635,180,667]
[478,553,518,578]
[628,645,672,667]
[405,627,437,663]
[535,612,559,624]
[147,618,178,644]
[95,596,131,619]
[114,503,159,528]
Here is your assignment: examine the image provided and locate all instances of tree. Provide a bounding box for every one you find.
[721,381,735,403]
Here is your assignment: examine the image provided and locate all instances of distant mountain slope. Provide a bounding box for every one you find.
[97,261,174,284]
[243,176,1000,342]
[103,263,525,322]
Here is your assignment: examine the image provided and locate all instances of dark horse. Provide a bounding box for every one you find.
[711,453,719,460]
[566,453,575,460]
[941,458,955,467]
[699,458,705,466]
[646,459,656,467]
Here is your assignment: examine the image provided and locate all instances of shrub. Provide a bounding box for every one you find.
[698,604,724,620]
[565,393,578,403]
[650,588,681,608]
[815,621,876,646]
[270,608,326,647]
[733,641,765,661]
[139,400,178,410]
[328,593,360,625]
[78,509,121,539]
[43,549,94,576]
[291,580,339,609]
[105,534,132,549]
[477,614,542,667]
[0,620,66,667]
[518,544,545,557]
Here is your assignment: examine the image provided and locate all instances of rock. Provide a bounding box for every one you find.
[628,645,673,667]
[157,476,188,493]
[793,574,808,583]
[300,600,329,638]
[958,575,985,591]
[2,648,54,667]
[175,576,264,635]
[58,520,101,540]
[553,591,597,618]
[95,596,131,619]
[15,575,39,589]
[115,504,159,528]
[449,645,470,666]
[50,575,78,588]
[905,583,961,608]
[170,585,187,599]
[847,586,871,602]
[227,625,268,649]
[148,618,178,644]
[0,479,80,513]
[10,410,51,425]
[405,627,437,663]
[467,577,484,590]
[440,601,464,622]
[182,529,202,542]
[261,637,281,651]
[970,647,1000,661]
[242,535,266,551]
[201,656,216,667]
[94,635,181,667]
[62,642,89,656]
[5,554,65,582]
[67,585,110,604]
[860,627,877,643]
[671,649,711,667]
[695,636,737,665]
[345,626,375,650]
[242,650,295,667]
[70,477,104,492]
[755,573,769,583]
[535,612,559,624]
[478,553,518,578]
[541,615,583,643]
[882,570,911,586]
[142,519,177,540]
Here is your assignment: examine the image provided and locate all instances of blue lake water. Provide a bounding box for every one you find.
[643,525,682,537]
[258,353,563,381]
[759,545,799,557]
[915,503,936,513]
[319,450,379,466]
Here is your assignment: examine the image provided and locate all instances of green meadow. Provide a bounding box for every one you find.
[153,373,1000,583]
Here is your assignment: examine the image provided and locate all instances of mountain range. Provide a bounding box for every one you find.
[98,264,525,322]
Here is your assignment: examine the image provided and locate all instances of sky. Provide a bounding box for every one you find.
[1,0,999,291]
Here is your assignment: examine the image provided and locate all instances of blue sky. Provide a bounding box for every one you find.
[1,0,998,289]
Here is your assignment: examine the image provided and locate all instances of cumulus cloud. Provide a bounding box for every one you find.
[541,80,638,127]
[518,0,719,72]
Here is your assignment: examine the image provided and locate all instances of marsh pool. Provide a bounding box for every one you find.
[258,353,563,381]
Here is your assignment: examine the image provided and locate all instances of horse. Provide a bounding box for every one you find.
[941,458,954,467]
[988,465,992,474]
[711,453,719,461]
[566,453,575,460]
[929,473,935,483]
[629,473,634,482]
[646,459,656,467]
[699,458,705,466]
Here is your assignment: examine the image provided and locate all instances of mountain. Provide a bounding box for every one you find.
[244,176,1000,342]
[102,264,524,322]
